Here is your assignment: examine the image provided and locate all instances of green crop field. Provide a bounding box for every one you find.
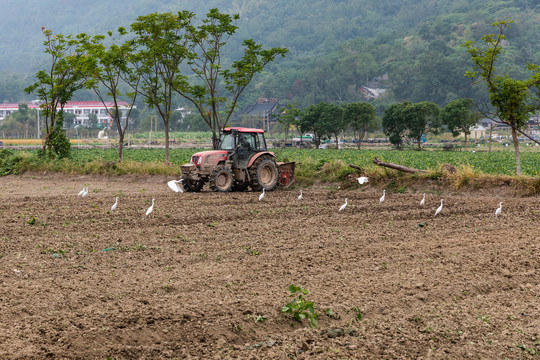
[65,147,540,177]
[274,148,540,176]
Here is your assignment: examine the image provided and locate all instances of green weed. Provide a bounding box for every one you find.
[281,284,319,328]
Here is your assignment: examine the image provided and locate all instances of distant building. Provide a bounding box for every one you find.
[477,118,509,130]
[527,117,540,137]
[359,86,386,100]
[360,74,390,100]
[238,98,281,131]
[175,106,191,119]
[0,101,133,127]
[469,126,486,139]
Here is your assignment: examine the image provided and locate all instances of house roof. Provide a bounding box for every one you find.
[243,101,279,117]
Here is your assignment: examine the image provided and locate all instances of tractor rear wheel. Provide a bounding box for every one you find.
[183,178,204,192]
[249,156,279,191]
[209,166,234,192]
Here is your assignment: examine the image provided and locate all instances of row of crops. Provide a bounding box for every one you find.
[68,147,540,177]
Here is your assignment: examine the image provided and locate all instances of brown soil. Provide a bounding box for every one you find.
[1,174,538,359]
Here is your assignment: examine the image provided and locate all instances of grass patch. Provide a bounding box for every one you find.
[2,147,539,194]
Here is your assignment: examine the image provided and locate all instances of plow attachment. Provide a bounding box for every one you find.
[277,162,295,189]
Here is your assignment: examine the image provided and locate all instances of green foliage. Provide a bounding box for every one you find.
[404,101,441,150]
[172,8,288,149]
[128,12,195,162]
[0,149,36,175]
[382,102,410,149]
[24,29,84,156]
[343,102,377,148]
[463,19,540,175]
[74,28,138,162]
[299,102,343,146]
[0,104,38,137]
[275,104,302,139]
[46,116,71,159]
[441,98,479,149]
[281,284,319,328]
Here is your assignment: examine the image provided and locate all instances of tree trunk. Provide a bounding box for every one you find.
[118,132,124,163]
[164,121,170,163]
[417,136,422,150]
[488,125,493,152]
[212,131,219,150]
[373,157,427,173]
[511,126,521,176]
[464,133,468,151]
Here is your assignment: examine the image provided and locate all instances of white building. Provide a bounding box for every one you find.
[0,101,133,127]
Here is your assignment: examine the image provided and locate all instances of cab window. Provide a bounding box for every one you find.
[219,133,234,150]
[257,133,266,150]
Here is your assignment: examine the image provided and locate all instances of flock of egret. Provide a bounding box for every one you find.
[77,186,155,216]
[76,174,504,218]
[335,176,501,217]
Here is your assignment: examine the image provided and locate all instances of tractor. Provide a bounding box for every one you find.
[179,127,295,192]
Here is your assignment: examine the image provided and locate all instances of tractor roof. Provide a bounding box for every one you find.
[223,127,265,134]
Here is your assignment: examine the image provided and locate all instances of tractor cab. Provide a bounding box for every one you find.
[219,128,267,169]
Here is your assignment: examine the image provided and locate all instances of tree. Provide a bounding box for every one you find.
[382,102,410,149]
[276,104,301,142]
[87,113,98,129]
[343,102,376,149]
[172,8,288,149]
[24,29,84,158]
[440,98,479,150]
[320,103,344,146]
[464,20,540,175]
[0,104,37,138]
[76,29,139,162]
[63,111,76,129]
[298,103,323,147]
[404,101,441,150]
[181,112,208,132]
[128,11,195,163]
[298,102,339,147]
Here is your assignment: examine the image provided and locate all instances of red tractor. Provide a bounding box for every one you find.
[180,127,295,192]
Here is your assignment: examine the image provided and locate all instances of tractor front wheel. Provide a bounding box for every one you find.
[183,178,204,192]
[209,166,234,192]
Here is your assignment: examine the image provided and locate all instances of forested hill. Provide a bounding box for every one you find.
[1,0,540,108]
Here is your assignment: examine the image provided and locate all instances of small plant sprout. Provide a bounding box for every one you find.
[352,307,363,322]
[281,284,319,328]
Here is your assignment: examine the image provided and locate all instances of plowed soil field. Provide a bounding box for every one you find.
[0,174,538,359]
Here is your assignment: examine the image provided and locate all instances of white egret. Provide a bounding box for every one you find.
[146,198,155,216]
[111,197,118,212]
[81,187,89,198]
[77,187,85,197]
[167,179,184,193]
[298,190,303,200]
[435,199,444,216]
[339,198,348,212]
[495,202,502,217]
[259,188,265,201]
[379,190,386,204]
[357,176,369,185]
[420,193,426,207]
